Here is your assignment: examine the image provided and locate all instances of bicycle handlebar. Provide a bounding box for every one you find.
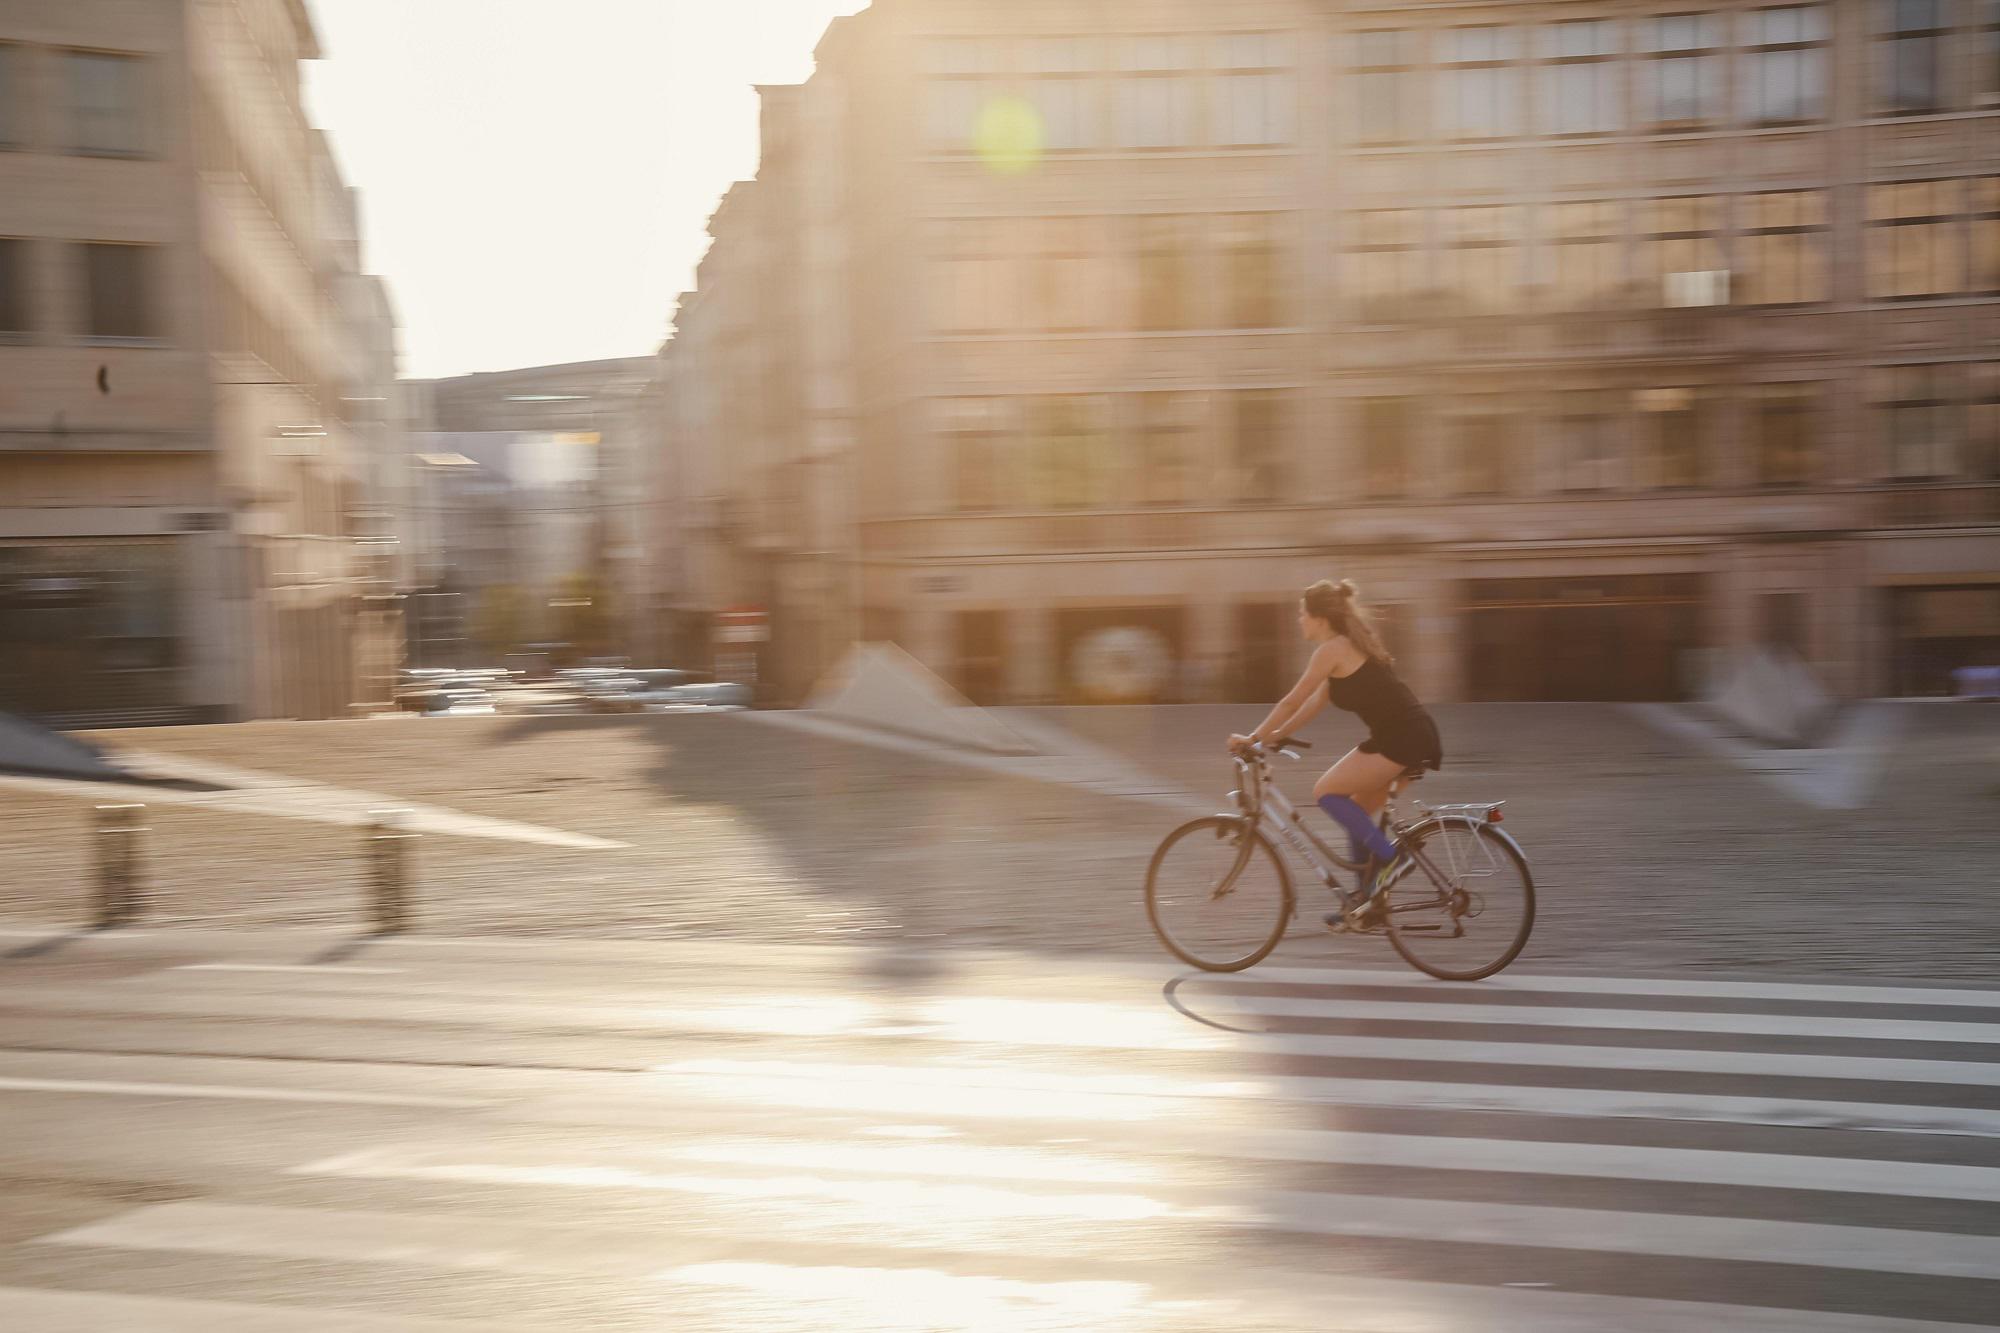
[1233,737,1312,763]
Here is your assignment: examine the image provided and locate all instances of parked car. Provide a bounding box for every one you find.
[578,668,752,712]
[395,670,499,716]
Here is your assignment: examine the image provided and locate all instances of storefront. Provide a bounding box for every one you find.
[1463,573,1707,702]
[0,540,185,723]
[1887,584,2000,697]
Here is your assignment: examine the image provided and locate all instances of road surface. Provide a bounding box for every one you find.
[2,926,1996,1330]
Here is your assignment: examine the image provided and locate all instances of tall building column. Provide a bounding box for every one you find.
[1008,604,1056,705]
[1185,599,1231,703]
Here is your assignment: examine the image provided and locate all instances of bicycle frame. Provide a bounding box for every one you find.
[1232,748,1509,907]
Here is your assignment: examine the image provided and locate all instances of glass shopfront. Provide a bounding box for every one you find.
[0,540,184,721]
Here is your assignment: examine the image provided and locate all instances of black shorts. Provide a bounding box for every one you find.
[1358,712,1443,772]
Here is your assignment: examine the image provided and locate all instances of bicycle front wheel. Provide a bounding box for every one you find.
[1382,817,1535,981]
[1145,816,1293,972]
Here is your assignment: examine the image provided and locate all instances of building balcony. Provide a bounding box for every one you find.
[861,489,1869,561]
[860,507,1321,559]
[1323,488,1860,550]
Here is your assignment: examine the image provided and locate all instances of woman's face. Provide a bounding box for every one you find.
[1298,600,1332,643]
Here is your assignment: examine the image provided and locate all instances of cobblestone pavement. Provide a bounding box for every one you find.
[2,702,1995,979]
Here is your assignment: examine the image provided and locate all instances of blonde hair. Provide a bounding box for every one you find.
[1303,578,1393,664]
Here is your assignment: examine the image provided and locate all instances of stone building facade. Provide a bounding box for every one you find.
[668,0,1999,704]
[0,0,403,723]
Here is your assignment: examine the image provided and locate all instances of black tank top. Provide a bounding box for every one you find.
[1326,656,1424,737]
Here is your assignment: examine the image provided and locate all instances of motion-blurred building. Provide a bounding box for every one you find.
[406,358,655,663]
[0,0,405,724]
[662,0,1998,705]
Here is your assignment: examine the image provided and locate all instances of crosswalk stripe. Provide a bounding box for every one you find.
[1226,1031,2000,1087]
[1213,992,2000,1043]
[296,1118,2000,1206]
[1265,1188,2000,1280]
[0,1075,485,1109]
[611,1056,2000,1137]
[0,1283,534,1331]
[1233,966,2000,1011]
[43,1182,2000,1289]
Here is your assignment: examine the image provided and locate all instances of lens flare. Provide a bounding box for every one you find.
[973,95,1043,175]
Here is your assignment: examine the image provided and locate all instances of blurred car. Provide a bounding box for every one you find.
[576,668,752,712]
[395,670,499,716]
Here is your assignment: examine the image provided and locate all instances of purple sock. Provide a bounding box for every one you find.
[1317,794,1396,861]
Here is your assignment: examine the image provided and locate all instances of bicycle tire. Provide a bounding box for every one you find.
[1144,815,1293,973]
[1383,817,1535,981]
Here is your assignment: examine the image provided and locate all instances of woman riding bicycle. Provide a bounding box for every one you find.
[1228,578,1443,930]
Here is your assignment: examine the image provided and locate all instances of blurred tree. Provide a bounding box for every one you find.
[471,584,527,661]
[553,572,613,660]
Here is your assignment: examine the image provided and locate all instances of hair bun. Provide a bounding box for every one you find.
[1334,579,1358,599]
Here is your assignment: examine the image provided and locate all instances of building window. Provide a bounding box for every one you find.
[1027,395,1114,509]
[1136,392,1201,505]
[1024,36,1101,151]
[1761,591,1809,656]
[66,50,148,157]
[941,398,1011,512]
[1347,209,1423,321]
[1737,190,1829,304]
[1115,36,1198,149]
[1537,20,1623,136]
[1636,14,1724,130]
[1448,405,1511,496]
[1742,6,1829,124]
[1638,196,1723,308]
[1970,362,2000,479]
[1546,201,1623,310]
[1437,26,1522,140]
[1026,217,1098,333]
[1752,382,1819,485]
[1876,0,1947,115]
[1230,391,1285,504]
[0,238,27,336]
[1877,365,1963,479]
[1222,213,1281,328]
[1358,398,1412,500]
[1134,215,1193,330]
[0,44,21,149]
[1347,30,1419,144]
[1635,386,1707,489]
[1975,177,2000,294]
[1214,32,1295,147]
[1867,179,1963,299]
[1554,391,1621,491]
[1978,0,2000,108]
[79,242,160,341]
[926,79,983,150]
[1441,206,1521,314]
[931,220,1019,334]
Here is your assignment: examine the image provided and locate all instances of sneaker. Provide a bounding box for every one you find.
[1325,889,1387,934]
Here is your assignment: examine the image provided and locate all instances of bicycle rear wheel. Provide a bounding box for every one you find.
[1145,816,1292,972]
[1382,817,1534,981]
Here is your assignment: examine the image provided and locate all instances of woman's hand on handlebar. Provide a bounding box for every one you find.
[1227,733,1256,755]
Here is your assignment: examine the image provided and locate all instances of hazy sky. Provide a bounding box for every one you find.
[303,0,868,381]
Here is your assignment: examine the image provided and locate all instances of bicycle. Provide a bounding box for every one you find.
[1144,738,1534,979]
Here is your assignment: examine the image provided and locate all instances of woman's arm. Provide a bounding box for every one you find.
[1234,642,1343,748]
[1266,684,1329,744]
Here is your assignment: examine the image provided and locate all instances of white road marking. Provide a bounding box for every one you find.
[1266,1188,2000,1280]
[171,963,404,975]
[0,1075,483,1109]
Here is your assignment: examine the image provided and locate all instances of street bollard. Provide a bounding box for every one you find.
[366,808,415,932]
[93,803,147,928]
